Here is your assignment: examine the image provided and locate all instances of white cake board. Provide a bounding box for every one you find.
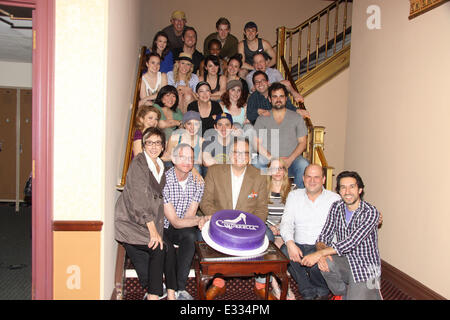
[201,220,269,257]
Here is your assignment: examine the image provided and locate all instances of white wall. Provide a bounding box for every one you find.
[0,61,32,88]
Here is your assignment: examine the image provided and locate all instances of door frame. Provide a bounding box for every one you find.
[0,0,55,300]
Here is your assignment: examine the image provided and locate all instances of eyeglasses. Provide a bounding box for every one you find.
[272,167,286,171]
[176,155,193,162]
[145,140,162,147]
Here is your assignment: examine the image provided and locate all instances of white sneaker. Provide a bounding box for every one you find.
[176,290,194,300]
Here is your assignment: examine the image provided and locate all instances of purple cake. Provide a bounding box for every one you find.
[209,210,266,251]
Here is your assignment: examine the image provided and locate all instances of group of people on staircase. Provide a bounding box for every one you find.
[115,10,383,301]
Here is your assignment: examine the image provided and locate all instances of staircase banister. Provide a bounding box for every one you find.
[117,46,148,190]
[284,0,352,35]
[280,55,313,129]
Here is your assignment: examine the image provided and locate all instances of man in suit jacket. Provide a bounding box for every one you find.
[199,137,277,300]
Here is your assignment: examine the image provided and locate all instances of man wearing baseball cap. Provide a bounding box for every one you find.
[162,10,189,51]
[202,112,235,168]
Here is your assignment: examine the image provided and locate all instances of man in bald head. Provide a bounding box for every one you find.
[279,164,340,300]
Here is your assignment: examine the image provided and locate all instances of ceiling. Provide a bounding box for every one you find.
[0,5,33,63]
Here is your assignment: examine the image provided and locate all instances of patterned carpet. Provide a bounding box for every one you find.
[123,270,413,300]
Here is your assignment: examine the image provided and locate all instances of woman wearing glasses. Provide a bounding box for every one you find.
[115,127,177,300]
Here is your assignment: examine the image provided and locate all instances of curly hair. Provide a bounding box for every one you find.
[135,105,161,131]
[220,83,247,109]
[172,59,193,84]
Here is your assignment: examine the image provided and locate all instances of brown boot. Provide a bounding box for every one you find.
[254,286,279,300]
[206,283,226,300]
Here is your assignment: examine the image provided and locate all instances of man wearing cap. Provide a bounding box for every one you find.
[200,137,276,300]
[202,112,235,168]
[162,10,189,51]
[172,27,204,75]
[163,143,206,300]
[247,71,309,125]
[203,17,239,61]
[237,21,277,76]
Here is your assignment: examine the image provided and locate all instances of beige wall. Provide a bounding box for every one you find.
[104,0,143,300]
[140,0,331,53]
[346,0,450,298]
[305,67,349,179]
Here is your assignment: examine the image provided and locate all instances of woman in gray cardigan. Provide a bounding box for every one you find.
[115,127,177,300]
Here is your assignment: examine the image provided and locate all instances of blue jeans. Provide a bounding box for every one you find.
[251,154,309,189]
[281,243,329,299]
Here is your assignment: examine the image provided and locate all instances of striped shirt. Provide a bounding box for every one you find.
[162,167,204,229]
[317,199,381,283]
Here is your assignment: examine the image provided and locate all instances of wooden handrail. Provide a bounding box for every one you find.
[277,0,352,80]
[117,46,148,189]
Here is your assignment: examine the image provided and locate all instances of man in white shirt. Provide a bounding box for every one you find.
[280,164,340,300]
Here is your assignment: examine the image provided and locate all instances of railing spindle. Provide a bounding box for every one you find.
[307,21,311,72]
[316,14,320,68]
[343,0,348,49]
[333,1,339,54]
[297,29,302,79]
[325,8,330,59]
[289,31,293,71]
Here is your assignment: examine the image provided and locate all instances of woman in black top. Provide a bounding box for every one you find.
[187,81,223,136]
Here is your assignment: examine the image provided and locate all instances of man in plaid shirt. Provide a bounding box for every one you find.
[301,171,382,300]
[163,143,206,300]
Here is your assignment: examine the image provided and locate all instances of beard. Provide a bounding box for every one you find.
[272,103,286,110]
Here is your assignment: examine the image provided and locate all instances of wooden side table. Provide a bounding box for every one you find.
[194,241,290,300]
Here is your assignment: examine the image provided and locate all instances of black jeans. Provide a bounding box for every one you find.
[123,233,177,295]
[164,225,198,291]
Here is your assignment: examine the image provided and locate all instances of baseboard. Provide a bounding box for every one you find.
[381,259,446,300]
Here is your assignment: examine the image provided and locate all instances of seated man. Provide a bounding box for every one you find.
[246,71,308,125]
[253,82,309,189]
[280,164,340,299]
[199,137,276,300]
[202,112,235,168]
[301,171,382,300]
[163,143,206,300]
[203,17,239,61]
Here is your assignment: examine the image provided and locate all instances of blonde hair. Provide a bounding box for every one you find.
[135,105,161,131]
[173,59,193,84]
[267,158,291,204]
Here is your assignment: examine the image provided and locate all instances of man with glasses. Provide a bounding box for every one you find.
[162,143,206,300]
[199,137,276,300]
[279,164,340,300]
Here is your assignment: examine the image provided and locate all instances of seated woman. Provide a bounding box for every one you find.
[150,31,174,73]
[167,53,199,113]
[199,55,227,102]
[139,52,168,107]
[153,85,183,142]
[163,111,205,177]
[198,39,227,78]
[187,81,223,136]
[266,158,296,300]
[225,54,249,102]
[115,127,177,300]
[132,105,161,158]
[219,80,249,128]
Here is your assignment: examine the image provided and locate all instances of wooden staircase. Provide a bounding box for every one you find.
[275,0,353,189]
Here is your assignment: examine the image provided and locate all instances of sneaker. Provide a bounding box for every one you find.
[330,295,343,300]
[176,290,194,300]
